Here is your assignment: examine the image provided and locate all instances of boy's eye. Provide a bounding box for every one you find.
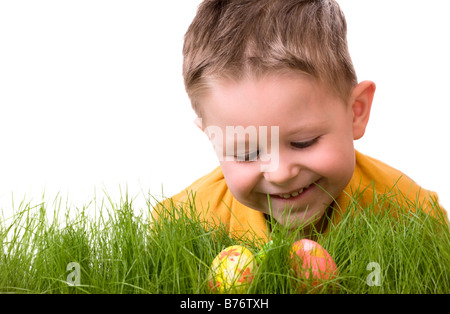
[291,137,320,149]
[235,150,259,162]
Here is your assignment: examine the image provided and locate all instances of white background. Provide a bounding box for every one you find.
[0,0,449,220]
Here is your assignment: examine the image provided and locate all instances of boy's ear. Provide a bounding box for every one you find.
[350,80,376,140]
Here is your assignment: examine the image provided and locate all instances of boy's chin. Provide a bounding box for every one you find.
[278,219,313,233]
[274,211,325,233]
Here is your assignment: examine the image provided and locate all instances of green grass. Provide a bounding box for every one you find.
[0,189,449,294]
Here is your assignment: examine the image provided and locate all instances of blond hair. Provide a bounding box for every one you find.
[183,0,357,115]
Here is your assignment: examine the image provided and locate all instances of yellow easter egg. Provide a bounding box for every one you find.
[208,245,256,293]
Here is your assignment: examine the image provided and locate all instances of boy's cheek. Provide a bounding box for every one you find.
[325,159,354,196]
[220,162,256,192]
[314,138,355,172]
[316,152,354,177]
[304,144,355,197]
[220,162,264,204]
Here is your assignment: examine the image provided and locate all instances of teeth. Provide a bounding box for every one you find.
[278,187,307,199]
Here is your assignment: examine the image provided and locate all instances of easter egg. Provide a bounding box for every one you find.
[290,239,338,288]
[208,245,256,293]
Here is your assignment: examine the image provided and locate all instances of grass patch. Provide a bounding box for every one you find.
[0,190,449,294]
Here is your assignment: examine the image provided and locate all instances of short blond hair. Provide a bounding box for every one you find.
[183,0,358,115]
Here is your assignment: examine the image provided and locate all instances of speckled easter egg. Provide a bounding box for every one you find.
[208,245,256,293]
[290,239,338,288]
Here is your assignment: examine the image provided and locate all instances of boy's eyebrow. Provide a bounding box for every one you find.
[224,122,326,139]
[277,119,329,138]
[289,123,325,134]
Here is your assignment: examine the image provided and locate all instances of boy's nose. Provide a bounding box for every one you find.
[262,159,301,186]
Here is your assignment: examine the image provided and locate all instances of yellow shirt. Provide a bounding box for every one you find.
[153,150,445,240]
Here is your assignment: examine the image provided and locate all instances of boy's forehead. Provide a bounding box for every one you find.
[203,73,308,105]
[199,72,339,127]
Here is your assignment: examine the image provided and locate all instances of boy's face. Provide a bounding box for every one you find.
[198,73,358,231]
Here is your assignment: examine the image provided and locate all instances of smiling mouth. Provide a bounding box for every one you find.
[269,181,317,200]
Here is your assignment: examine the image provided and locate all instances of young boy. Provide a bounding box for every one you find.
[153,0,446,240]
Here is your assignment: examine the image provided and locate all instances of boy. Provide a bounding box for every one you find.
[153,0,445,240]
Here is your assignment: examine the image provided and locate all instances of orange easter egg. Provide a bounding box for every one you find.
[290,239,338,288]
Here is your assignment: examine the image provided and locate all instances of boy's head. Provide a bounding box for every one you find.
[183,0,376,232]
[183,0,357,115]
